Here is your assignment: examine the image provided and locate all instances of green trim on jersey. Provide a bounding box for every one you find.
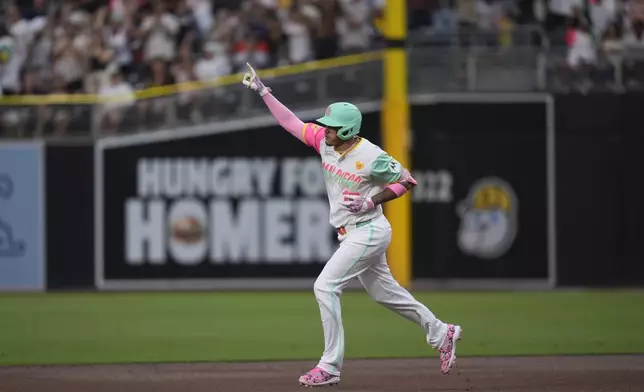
[370,152,403,184]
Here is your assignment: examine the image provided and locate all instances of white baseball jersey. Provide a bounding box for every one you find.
[302,122,403,228]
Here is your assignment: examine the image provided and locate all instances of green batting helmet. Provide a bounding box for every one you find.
[316,102,362,140]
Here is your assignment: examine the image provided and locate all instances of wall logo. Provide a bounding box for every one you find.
[456,177,518,259]
[171,215,205,245]
[0,174,26,257]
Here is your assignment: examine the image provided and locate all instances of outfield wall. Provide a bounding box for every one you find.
[3,92,643,291]
[0,142,46,291]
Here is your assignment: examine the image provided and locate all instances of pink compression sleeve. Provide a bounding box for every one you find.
[387,183,408,197]
[262,93,305,143]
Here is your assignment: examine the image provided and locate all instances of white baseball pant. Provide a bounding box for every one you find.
[314,214,448,376]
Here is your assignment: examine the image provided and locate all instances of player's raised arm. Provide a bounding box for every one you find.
[342,152,418,213]
[242,63,323,152]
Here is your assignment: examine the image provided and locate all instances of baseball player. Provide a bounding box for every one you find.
[242,63,462,387]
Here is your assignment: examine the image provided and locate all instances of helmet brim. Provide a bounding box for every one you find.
[316,115,345,128]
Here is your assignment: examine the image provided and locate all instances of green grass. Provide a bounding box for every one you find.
[0,290,642,366]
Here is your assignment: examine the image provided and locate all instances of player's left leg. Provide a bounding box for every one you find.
[358,253,462,374]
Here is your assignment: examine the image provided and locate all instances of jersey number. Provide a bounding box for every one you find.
[412,170,453,203]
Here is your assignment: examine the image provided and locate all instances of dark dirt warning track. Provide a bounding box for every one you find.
[2,355,643,392]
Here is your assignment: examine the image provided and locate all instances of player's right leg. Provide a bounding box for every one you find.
[299,223,389,387]
[358,254,462,374]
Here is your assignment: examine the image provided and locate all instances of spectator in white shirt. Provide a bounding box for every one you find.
[589,0,618,39]
[99,69,136,133]
[139,1,180,85]
[280,1,316,64]
[336,0,374,54]
[255,0,280,9]
[194,42,232,81]
[23,11,56,95]
[567,18,597,69]
[186,0,214,37]
[477,0,505,31]
[1,5,47,95]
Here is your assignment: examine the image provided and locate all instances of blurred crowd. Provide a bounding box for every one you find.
[541,0,644,79]
[0,0,388,97]
[410,0,644,74]
[0,0,643,137]
[1,0,643,98]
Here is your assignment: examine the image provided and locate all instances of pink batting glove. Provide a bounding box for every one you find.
[242,62,271,97]
[342,197,375,213]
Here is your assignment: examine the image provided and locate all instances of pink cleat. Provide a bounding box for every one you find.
[298,367,340,387]
[439,324,462,374]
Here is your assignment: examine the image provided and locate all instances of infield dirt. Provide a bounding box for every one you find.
[2,355,643,392]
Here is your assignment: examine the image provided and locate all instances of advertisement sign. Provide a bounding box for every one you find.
[0,143,45,291]
[96,109,380,290]
[409,95,554,286]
